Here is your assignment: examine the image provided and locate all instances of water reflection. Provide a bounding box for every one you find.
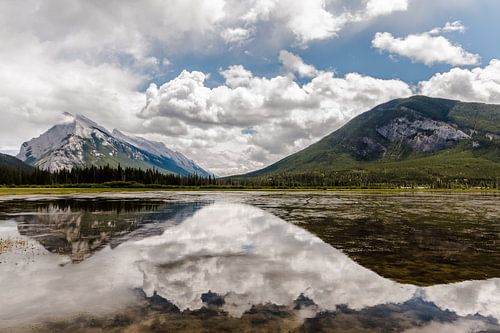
[241,192,500,285]
[3,200,205,262]
[0,199,499,332]
[138,203,416,315]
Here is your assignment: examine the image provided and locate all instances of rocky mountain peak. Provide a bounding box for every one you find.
[16,113,212,177]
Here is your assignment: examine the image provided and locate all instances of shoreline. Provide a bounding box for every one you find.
[0,186,499,196]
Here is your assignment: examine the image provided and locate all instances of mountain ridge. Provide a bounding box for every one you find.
[243,96,500,181]
[17,114,212,177]
[0,153,33,172]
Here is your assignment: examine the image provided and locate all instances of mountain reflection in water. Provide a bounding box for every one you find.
[0,199,499,332]
[4,200,205,262]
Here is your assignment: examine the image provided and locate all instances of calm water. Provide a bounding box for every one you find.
[0,191,499,332]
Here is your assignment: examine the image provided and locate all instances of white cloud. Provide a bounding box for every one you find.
[138,53,412,175]
[279,50,321,78]
[372,31,480,66]
[418,59,500,103]
[3,0,495,176]
[220,0,345,46]
[364,0,409,18]
[0,33,144,152]
[220,65,254,88]
[282,1,346,44]
[429,21,466,35]
[224,0,410,46]
[0,0,230,152]
[0,0,228,64]
[0,0,440,176]
[221,28,254,44]
[0,0,413,61]
[137,56,500,175]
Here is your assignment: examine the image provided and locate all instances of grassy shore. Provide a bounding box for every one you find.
[0,186,498,196]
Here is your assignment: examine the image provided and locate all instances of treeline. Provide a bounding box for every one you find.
[225,171,500,189]
[0,165,217,186]
[1,164,499,189]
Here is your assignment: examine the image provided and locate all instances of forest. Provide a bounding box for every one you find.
[1,164,499,189]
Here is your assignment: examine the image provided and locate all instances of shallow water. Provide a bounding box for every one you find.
[0,191,499,332]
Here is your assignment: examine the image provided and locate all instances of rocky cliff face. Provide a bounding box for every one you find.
[376,116,470,153]
[244,95,500,178]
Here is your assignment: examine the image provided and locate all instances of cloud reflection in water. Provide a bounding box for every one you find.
[137,203,416,316]
[0,201,499,330]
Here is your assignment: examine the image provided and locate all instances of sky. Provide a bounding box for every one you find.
[1,0,500,176]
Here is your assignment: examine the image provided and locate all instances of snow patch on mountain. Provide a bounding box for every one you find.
[17,113,212,177]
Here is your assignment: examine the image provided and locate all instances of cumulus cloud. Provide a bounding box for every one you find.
[220,65,254,88]
[2,0,496,177]
[221,27,254,44]
[138,53,412,175]
[12,0,498,177]
[0,0,412,144]
[372,31,480,66]
[0,0,415,177]
[0,0,227,64]
[0,33,144,152]
[139,55,500,175]
[0,0,230,152]
[364,0,409,18]
[4,0,408,53]
[281,1,346,44]
[222,0,410,46]
[429,21,466,35]
[419,59,500,103]
[279,50,321,78]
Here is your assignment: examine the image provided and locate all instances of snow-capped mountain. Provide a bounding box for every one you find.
[111,129,211,177]
[17,113,212,177]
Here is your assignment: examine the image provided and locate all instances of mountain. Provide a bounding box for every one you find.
[17,113,212,177]
[245,96,500,180]
[0,153,33,172]
[111,130,210,177]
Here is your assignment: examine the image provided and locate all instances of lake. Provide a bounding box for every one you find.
[0,191,499,332]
